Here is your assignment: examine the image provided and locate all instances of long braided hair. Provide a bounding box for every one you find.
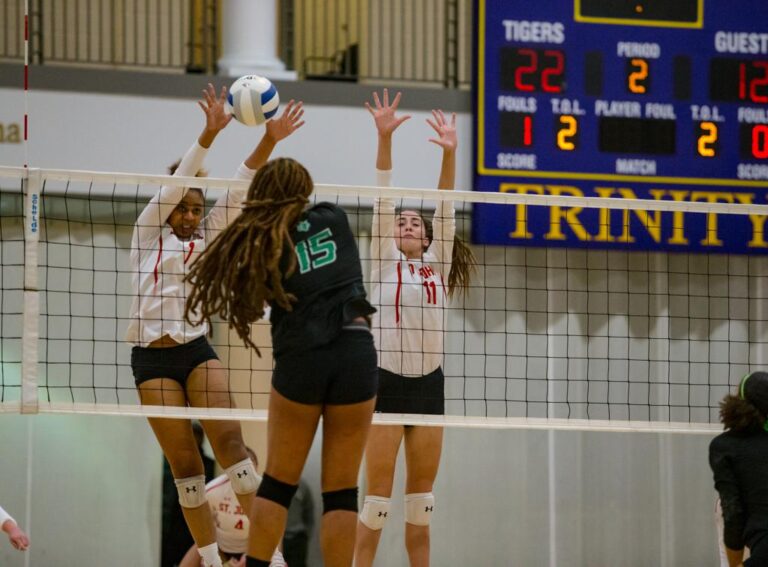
[419,214,477,298]
[185,158,313,353]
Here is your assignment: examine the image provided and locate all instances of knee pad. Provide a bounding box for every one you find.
[322,487,358,514]
[225,458,261,495]
[404,492,434,526]
[256,473,297,510]
[359,495,391,530]
[174,475,207,508]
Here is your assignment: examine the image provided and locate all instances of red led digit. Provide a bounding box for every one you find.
[751,62,768,104]
[523,116,533,146]
[542,50,564,93]
[514,49,538,92]
[753,125,768,159]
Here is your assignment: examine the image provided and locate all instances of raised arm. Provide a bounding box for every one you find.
[367,89,410,262]
[133,84,231,250]
[238,100,305,178]
[206,100,306,241]
[426,110,457,266]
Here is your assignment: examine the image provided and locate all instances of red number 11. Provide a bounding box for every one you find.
[423,281,438,304]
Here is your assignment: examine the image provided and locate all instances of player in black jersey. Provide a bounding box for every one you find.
[709,371,768,567]
[185,158,377,567]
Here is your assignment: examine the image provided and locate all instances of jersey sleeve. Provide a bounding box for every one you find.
[132,141,208,250]
[427,198,455,274]
[709,438,747,550]
[371,169,400,263]
[0,504,15,527]
[202,163,252,242]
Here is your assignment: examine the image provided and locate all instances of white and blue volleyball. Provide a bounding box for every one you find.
[226,75,280,126]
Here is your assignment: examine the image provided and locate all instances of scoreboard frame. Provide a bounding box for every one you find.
[475,0,768,189]
[473,0,768,254]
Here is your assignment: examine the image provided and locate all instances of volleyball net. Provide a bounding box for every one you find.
[1,165,765,433]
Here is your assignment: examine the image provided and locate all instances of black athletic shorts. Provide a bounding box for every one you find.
[374,366,445,415]
[131,335,219,386]
[272,326,378,405]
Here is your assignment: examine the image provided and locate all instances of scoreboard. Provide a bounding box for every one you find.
[473,0,768,253]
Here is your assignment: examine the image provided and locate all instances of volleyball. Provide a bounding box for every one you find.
[226,75,280,126]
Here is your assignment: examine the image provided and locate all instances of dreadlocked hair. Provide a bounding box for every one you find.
[184,158,313,354]
[719,394,766,434]
[422,216,477,298]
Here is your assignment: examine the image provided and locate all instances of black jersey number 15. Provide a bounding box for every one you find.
[295,228,338,274]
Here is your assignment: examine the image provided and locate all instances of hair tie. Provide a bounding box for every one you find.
[739,372,752,400]
[242,195,308,211]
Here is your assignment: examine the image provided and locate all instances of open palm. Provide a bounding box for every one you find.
[427,109,457,151]
[365,88,411,136]
[198,83,233,132]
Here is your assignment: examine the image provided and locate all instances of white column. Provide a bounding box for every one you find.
[218,0,297,80]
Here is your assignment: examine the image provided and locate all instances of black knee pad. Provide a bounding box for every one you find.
[322,487,358,514]
[256,473,298,509]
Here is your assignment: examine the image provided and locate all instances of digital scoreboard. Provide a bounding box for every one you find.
[473,0,768,253]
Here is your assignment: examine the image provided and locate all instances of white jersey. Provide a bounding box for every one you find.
[125,143,256,346]
[205,475,286,566]
[370,169,455,377]
[0,504,14,527]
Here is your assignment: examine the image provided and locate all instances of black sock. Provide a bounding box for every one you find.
[245,557,270,567]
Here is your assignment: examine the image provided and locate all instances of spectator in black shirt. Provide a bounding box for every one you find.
[709,371,768,567]
[185,158,377,567]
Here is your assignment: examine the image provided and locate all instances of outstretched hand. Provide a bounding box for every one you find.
[366,88,411,137]
[266,99,306,142]
[427,109,457,152]
[7,525,29,551]
[198,83,233,133]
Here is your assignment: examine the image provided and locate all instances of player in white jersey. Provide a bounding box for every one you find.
[178,451,287,567]
[355,90,476,567]
[127,83,304,567]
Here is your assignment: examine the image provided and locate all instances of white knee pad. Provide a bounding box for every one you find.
[359,495,391,530]
[174,475,207,508]
[405,492,435,526]
[225,457,261,495]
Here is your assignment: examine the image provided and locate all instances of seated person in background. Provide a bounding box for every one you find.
[179,448,286,567]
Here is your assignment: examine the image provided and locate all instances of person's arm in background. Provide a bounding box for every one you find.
[710,440,746,567]
[178,544,203,567]
[0,505,29,551]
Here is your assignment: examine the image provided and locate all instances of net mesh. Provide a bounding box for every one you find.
[2,165,766,431]
[0,173,24,407]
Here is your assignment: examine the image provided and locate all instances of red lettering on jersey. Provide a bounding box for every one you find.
[235,505,243,515]
[409,263,415,275]
[234,519,244,530]
[153,235,163,286]
[184,241,195,264]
